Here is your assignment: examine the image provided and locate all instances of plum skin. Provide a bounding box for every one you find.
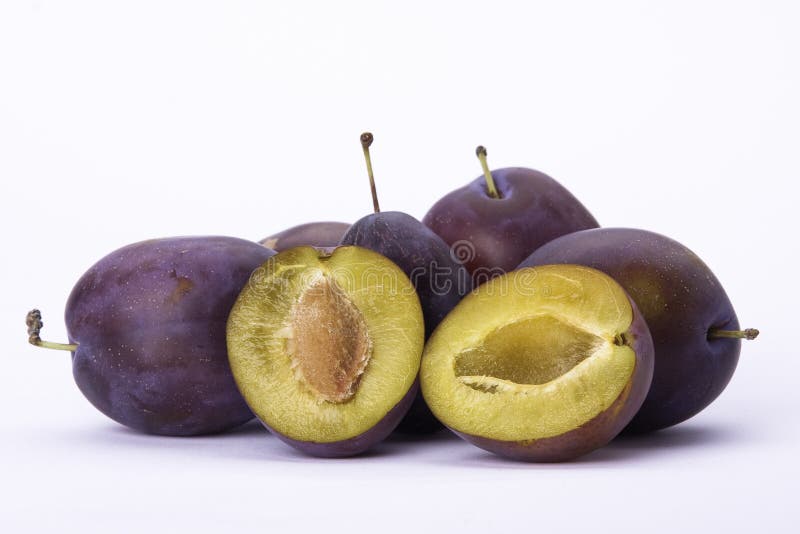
[66,236,275,436]
[422,168,598,280]
[260,221,349,251]
[341,211,471,433]
[519,228,743,433]
[453,300,654,462]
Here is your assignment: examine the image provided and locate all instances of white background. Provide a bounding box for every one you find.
[1,1,798,532]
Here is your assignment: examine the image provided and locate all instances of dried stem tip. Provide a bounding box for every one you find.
[360,132,374,149]
[360,131,380,213]
[26,309,44,345]
[26,309,79,352]
[708,328,760,340]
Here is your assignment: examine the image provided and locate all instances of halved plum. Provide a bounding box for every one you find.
[420,265,654,462]
[226,245,424,457]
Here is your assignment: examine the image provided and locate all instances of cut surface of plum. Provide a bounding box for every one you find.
[421,265,654,460]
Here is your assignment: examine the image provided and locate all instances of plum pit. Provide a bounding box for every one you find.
[288,274,372,403]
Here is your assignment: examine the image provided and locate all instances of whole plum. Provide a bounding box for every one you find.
[260,221,349,252]
[28,236,275,436]
[519,228,758,432]
[423,146,598,284]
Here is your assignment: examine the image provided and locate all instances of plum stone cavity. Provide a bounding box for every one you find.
[453,316,604,393]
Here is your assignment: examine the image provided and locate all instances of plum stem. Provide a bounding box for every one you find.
[26,309,78,352]
[708,328,760,340]
[476,146,500,199]
[360,132,380,213]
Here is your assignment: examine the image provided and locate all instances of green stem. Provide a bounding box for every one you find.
[708,328,759,340]
[476,146,500,199]
[360,132,380,213]
[26,309,78,352]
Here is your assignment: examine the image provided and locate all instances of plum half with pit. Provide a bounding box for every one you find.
[226,245,425,457]
[422,146,598,284]
[26,236,276,436]
[421,265,654,462]
[339,133,471,433]
[260,221,349,252]
[519,228,759,433]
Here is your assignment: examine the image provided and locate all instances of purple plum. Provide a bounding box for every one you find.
[423,146,598,284]
[28,236,275,436]
[260,221,350,252]
[519,228,759,432]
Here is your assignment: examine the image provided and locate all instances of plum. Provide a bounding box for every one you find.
[518,228,759,432]
[226,246,425,457]
[339,133,471,433]
[422,146,598,284]
[27,236,275,436]
[260,221,349,252]
[421,265,654,461]
[341,211,470,341]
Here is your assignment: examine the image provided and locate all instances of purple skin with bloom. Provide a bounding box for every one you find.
[260,221,350,252]
[423,166,598,284]
[64,236,275,436]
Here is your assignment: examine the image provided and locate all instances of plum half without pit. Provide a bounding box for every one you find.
[226,245,425,457]
[26,236,276,436]
[421,265,654,462]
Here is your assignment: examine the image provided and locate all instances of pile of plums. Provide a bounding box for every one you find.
[27,133,758,461]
